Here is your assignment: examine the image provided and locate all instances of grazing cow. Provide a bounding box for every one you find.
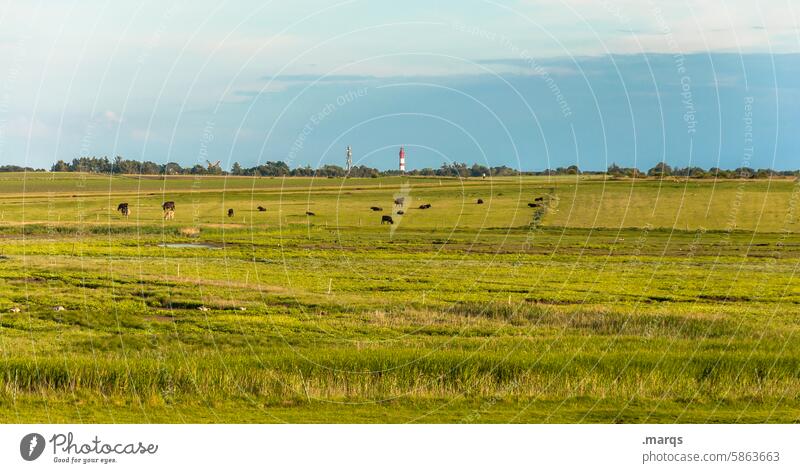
[370,206,383,211]
[257,206,266,212]
[396,210,404,215]
[534,197,545,202]
[394,197,405,207]
[117,202,130,217]
[305,211,315,216]
[476,199,484,204]
[162,201,176,220]
[381,215,394,225]
[527,203,540,208]
[227,208,234,217]
[418,203,431,209]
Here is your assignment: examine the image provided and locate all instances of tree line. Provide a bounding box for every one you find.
[45,156,553,177]
[0,156,793,178]
[606,162,798,179]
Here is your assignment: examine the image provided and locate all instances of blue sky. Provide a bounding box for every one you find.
[0,0,797,171]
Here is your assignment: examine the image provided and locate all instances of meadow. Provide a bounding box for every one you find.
[0,172,799,423]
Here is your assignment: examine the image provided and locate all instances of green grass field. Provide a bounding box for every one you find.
[1,172,799,423]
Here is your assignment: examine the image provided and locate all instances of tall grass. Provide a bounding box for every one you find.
[3,348,799,403]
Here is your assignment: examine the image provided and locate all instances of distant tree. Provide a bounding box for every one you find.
[347,165,379,178]
[470,163,490,177]
[437,162,469,177]
[51,160,70,172]
[317,164,346,177]
[606,163,642,178]
[140,161,161,175]
[648,162,672,178]
[413,167,436,176]
[206,161,224,175]
[112,156,144,174]
[491,165,517,176]
[0,165,36,172]
[164,162,183,175]
[674,166,707,178]
[689,167,707,178]
[231,162,243,175]
[607,163,623,177]
[291,165,315,177]
[248,161,291,176]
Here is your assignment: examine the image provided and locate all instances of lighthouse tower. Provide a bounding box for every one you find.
[345,145,352,172]
[399,146,406,173]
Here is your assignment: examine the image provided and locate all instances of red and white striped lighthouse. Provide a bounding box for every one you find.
[399,146,406,173]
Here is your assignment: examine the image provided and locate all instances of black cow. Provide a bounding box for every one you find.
[396,210,404,215]
[534,197,545,202]
[476,199,484,204]
[117,202,130,217]
[370,206,383,211]
[528,203,540,208]
[381,215,394,225]
[394,197,405,207]
[257,206,266,212]
[227,208,234,217]
[306,211,315,216]
[418,203,431,209]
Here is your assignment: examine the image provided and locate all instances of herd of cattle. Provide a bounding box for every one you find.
[114,194,547,224]
[116,200,244,220]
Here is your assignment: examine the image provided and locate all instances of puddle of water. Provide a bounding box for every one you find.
[157,243,222,249]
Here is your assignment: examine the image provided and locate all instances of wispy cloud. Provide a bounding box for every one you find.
[265,74,379,83]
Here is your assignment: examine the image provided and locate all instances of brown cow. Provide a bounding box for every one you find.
[227,208,234,217]
[381,215,394,224]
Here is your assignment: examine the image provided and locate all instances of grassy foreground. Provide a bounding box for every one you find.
[0,173,799,423]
